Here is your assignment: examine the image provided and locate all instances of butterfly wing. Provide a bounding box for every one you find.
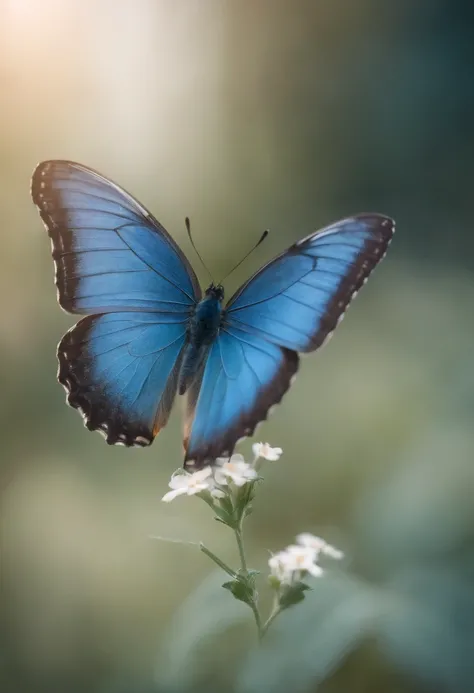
[184,326,298,467]
[59,313,188,445]
[184,214,394,467]
[225,214,394,352]
[32,160,201,313]
[32,160,201,445]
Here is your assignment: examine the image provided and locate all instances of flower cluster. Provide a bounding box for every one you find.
[162,443,282,503]
[269,532,343,585]
[159,441,343,639]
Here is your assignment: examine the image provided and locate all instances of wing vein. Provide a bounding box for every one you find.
[227,267,315,312]
[230,313,311,338]
[116,223,196,303]
[221,326,281,365]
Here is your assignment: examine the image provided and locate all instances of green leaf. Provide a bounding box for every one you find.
[234,480,259,521]
[279,581,311,609]
[212,495,237,528]
[214,515,232,526]
[212,505,236,527]
[222,576,257,606]
[197,490,236,528]
[219,494,235,514]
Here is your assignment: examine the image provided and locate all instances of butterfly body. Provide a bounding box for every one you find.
[178,284,224,395]
[32,160,394,468]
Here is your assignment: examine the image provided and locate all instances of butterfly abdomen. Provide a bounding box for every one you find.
[178,289,223,395]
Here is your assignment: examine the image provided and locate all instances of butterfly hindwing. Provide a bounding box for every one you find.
[59,312,188,446]
[184,325,298,466]
[32,160,201,445]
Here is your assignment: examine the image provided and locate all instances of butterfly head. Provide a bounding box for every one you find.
[205,283,225,302]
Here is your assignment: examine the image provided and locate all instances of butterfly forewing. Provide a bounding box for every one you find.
[32,160,201,314]
[224,215,394,352]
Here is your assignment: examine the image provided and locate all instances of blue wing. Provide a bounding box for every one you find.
[32,160,201,313]
[225,215,394,352]
[184,215,394,467]
[32,160,200,446]
[184,326,298,466]
[59,313,187,446]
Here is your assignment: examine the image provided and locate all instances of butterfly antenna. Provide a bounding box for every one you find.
[185,217,214,284]
[218,229,269,284]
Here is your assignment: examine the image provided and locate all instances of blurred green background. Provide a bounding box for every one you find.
[2,1,474,691]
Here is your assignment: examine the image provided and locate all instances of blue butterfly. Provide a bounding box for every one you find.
[32,160,394,469]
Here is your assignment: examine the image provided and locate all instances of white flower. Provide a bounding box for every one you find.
[268,551,294,584]
[214,453,258,487]
[296,532,344,560]
[285,545,324,578]
[268,545,323,584]
[268,532,343,585]
[162,467,215,502]
[252,442,283,461]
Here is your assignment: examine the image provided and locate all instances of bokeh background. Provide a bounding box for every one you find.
[2,1,474,691]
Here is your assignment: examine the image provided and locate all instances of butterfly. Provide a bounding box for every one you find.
[31,160,394,469]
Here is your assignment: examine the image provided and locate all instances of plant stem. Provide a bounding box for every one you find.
[235,523,248,573]
[261,593,281,638]
[233,521,265,641]
[249,598,263,642]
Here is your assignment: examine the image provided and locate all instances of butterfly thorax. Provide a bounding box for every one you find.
[178,284,224,395]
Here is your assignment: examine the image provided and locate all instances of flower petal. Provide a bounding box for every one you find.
[322,544,344,560]
[168,475,191,491]
[307,563,324,577]
[186,483,211,496]
[162,488,187,502]
[216,459,257,487]
[269,552,294,583]
[296,533,326,551]
[252,442,283,461]
[192,466,213,483]
[213,469,229,486]
[296,533,344,560]
[286,544,318,559]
